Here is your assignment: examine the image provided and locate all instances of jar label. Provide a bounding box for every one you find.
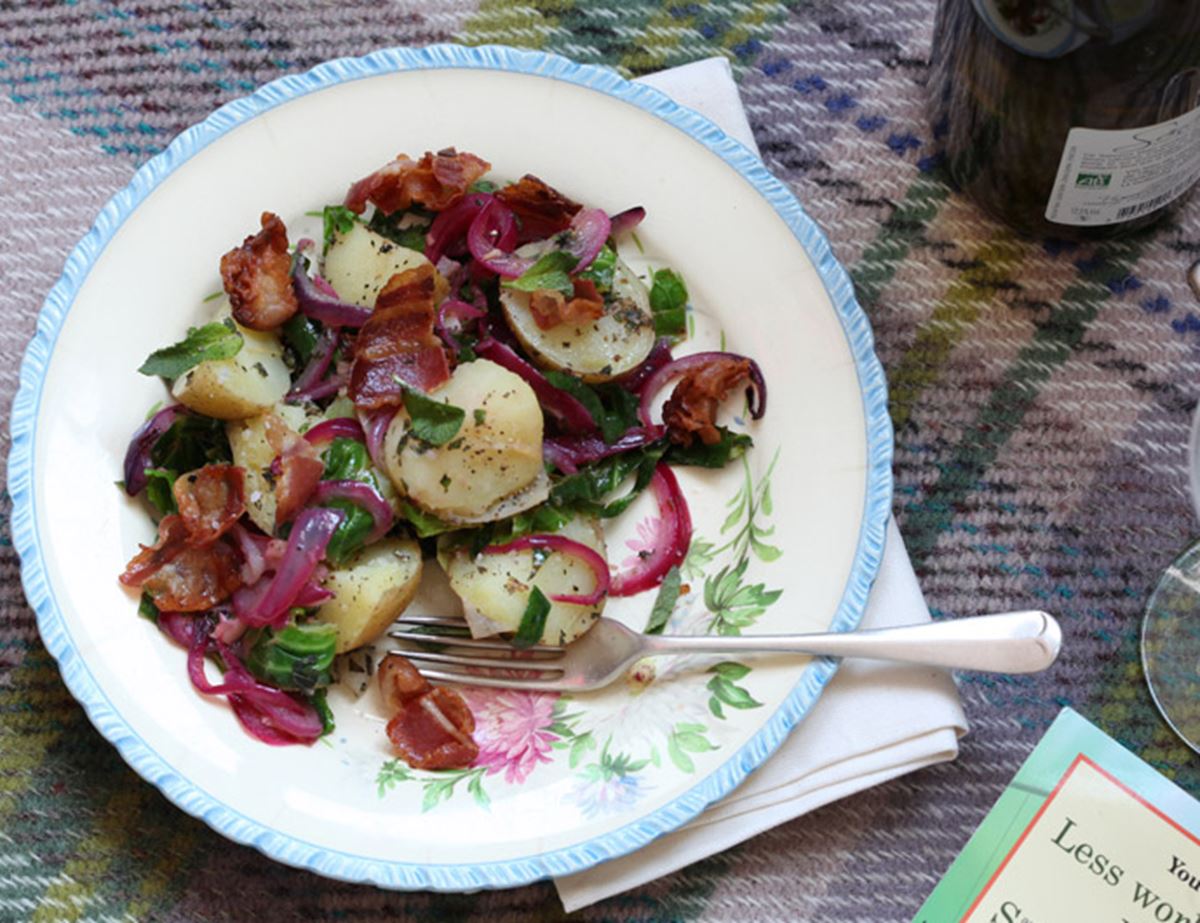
[1044,105,1200,227]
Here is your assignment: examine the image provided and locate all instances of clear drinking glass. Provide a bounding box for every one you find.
[1142,404,1200,752]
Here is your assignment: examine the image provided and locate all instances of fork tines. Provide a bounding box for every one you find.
[386,614,565,686]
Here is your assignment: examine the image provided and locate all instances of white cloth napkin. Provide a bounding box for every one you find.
[554,58,969,912]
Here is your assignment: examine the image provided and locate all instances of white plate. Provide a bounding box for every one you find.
[8,45,892,889]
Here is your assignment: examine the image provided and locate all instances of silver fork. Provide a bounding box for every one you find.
[386,610,1061,692]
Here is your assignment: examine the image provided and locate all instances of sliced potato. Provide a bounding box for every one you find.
[381,359,544,521]
[323,223,433,307]
[170,303,290,419]
[315,537,422,653]
[500,255,655,382]
[438,516,607,646]
[226,410,298,534]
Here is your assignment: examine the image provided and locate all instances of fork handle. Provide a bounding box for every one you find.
[642,610,1061,674]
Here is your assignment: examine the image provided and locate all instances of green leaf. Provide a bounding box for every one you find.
[137,592,159,624]
[469,179,497,194]
[400,500,456,538]
[402,388,465,446]
[366,207,431,254]
[710,661,751,681]
[149,414,232,472]
[644,566,681,635]
[548,440,667,518]
[649,268,688,338]
[281,313,322,367]
[666,428,753,468]
[310,688,336,735]
[513,586,551,649]
[321,500,376,567]
[245,619,338,694]
[542,372,641,444]
[578,244,616,293]
[312,205,358,252]
[138,321,243,379]
[321,437,371,482]
[502,250,578,297]
[143,468,177,517]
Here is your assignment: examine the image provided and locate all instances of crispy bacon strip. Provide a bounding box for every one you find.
[495,174,582,241]
[220,212,299,331]
[263,416,325,528]
[662,357,755,447]
[174,465,246,544]
[349,264,451,409]
[386,686,478,771]
[344,148,491,215]
[120,514,243,612]
[529,277,605,330]
[378,653,431,712]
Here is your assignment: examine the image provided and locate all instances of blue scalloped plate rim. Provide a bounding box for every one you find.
[7,44,893,891]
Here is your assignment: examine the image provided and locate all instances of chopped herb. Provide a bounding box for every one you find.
[137,320,243,379]
[311,688,336,735]
[440,473,452,491]
[513,586,551,649]
[473,408,487,425]
[665,428,753,468]
[502,251,578,298]
[649,268,688,338]
[469,179,498,194]
[578,244,616,293]
[402,388,465,446]
[202,290,223,303]
[645,566,682,635]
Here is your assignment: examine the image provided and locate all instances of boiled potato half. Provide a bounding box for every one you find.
[381,358,545,522]
[500,255,655,382]
[315,537,423,653]
[323,222,433,307]
[438,516,607,646]
[226,404,307,535]
[170,301,291,419]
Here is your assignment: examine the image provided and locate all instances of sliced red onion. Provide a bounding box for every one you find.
[211,609,248,645]
[303,417,366,446]
[285,327,339,404]
[292,580,334,608]
[361,408,396,472]
[467,199,524,277]
[435,298,487,351]
[638,352,768,426]
[311,273,340,298]
[483,534,610,606]
[474,338,595,434]
[230,523,270,584]
[233,507,344,628]
[609,464,692,597]
[293,259,371,328]
[543,425,666,474]
[215,642,324,743]
[563,207,611,272]
[609,206,646,236]
[312,479,394,544]
[158,610,200,648]
[123,404,189,496]
[427,192,493,264]
[615,337,673,394]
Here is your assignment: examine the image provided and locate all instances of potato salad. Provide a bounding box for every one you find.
[119,149,766,767]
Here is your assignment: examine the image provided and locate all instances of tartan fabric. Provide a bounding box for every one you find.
[1,2,1198,920]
